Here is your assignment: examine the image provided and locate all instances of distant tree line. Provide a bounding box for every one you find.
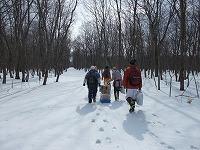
[0,0,199,92]
[0,0,77,85]
[72,0,199,91]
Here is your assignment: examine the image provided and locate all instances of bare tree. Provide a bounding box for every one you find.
[10,0,34,80]
[0,1,8,84]
[142,0,175,90]
[55,0,78,82]
[35,0,77,84]
[124,0,139,60]
[179,0,186,91]
[113,0,123,69]
[84,0,111,68]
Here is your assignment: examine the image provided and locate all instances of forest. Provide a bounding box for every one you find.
[0,0,199,91]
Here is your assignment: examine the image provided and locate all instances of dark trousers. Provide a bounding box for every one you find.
[114,86,120,100]
[88,84,98,103]
[113,80,121,100]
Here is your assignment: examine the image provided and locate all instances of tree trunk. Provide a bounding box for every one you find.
[56,73,60,82]
[2,67,6,84]
[22,69,26,82]
[179,0,186,91]
[43,70,48,85]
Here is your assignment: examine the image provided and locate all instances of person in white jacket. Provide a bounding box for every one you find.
[108,67,122,100]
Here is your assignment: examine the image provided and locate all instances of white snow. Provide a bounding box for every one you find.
[0,68,200,150]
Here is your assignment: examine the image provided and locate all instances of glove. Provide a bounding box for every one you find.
[98,83,101,87]
[138,88,141,91]
[83,83,85,86]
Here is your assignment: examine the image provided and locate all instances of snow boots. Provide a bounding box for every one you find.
[88,94,96,103]
[89,98,96,103]
[114,92,119,101]
[126,97,136,113]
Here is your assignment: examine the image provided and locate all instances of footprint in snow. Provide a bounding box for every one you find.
[152,113,158,118]
[190,145,199,150]
[112,127,117,130]
[147,121,151,124]
[175,130,184,137]
[96,139,101,144]
[175,130,181,134]
[103,119,108,123]
[157,121,166,126]
[149,131,158,138]
[160,142,168,147]
[167,145,176,150]
[91,119,95,123]
[99,127,104,132]
[96,112,100,116]
[160,142,175,150]
[106,137,111,143]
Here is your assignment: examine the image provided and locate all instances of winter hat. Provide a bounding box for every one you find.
[94,66,98,70]
[90,66,95,70]
[129,59,136,65]
[112,67,117,70]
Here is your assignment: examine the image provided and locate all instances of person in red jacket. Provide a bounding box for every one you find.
[122,59,142,113]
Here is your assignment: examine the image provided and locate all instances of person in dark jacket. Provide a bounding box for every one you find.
[122,59,142,112]
[108,67,122,100]
[83,66,101,103]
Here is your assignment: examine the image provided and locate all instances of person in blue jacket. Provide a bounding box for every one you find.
[83,66,101,103]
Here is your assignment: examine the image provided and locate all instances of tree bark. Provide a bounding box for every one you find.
[179,0,186,91]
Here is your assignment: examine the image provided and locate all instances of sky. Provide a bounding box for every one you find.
[0,68,200,150]
[72,0,88,38]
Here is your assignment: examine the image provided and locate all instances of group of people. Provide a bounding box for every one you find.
[83,59,142,112]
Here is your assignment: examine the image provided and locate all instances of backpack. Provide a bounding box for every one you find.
[128,68,141,86]
[87,72,97,84]
[104,70,109,78]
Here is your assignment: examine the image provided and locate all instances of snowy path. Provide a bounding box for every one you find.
[0,68,200,150]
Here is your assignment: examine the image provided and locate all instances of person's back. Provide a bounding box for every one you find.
[122,59,142,112]
[83,66,100,103]
[86,70,98,85]
[112,69,122,88]
[108,67,122,100]
[123,65,142,89]
[102,66,111,84]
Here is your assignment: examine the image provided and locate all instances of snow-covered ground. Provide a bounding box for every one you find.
[0,68,200,150]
